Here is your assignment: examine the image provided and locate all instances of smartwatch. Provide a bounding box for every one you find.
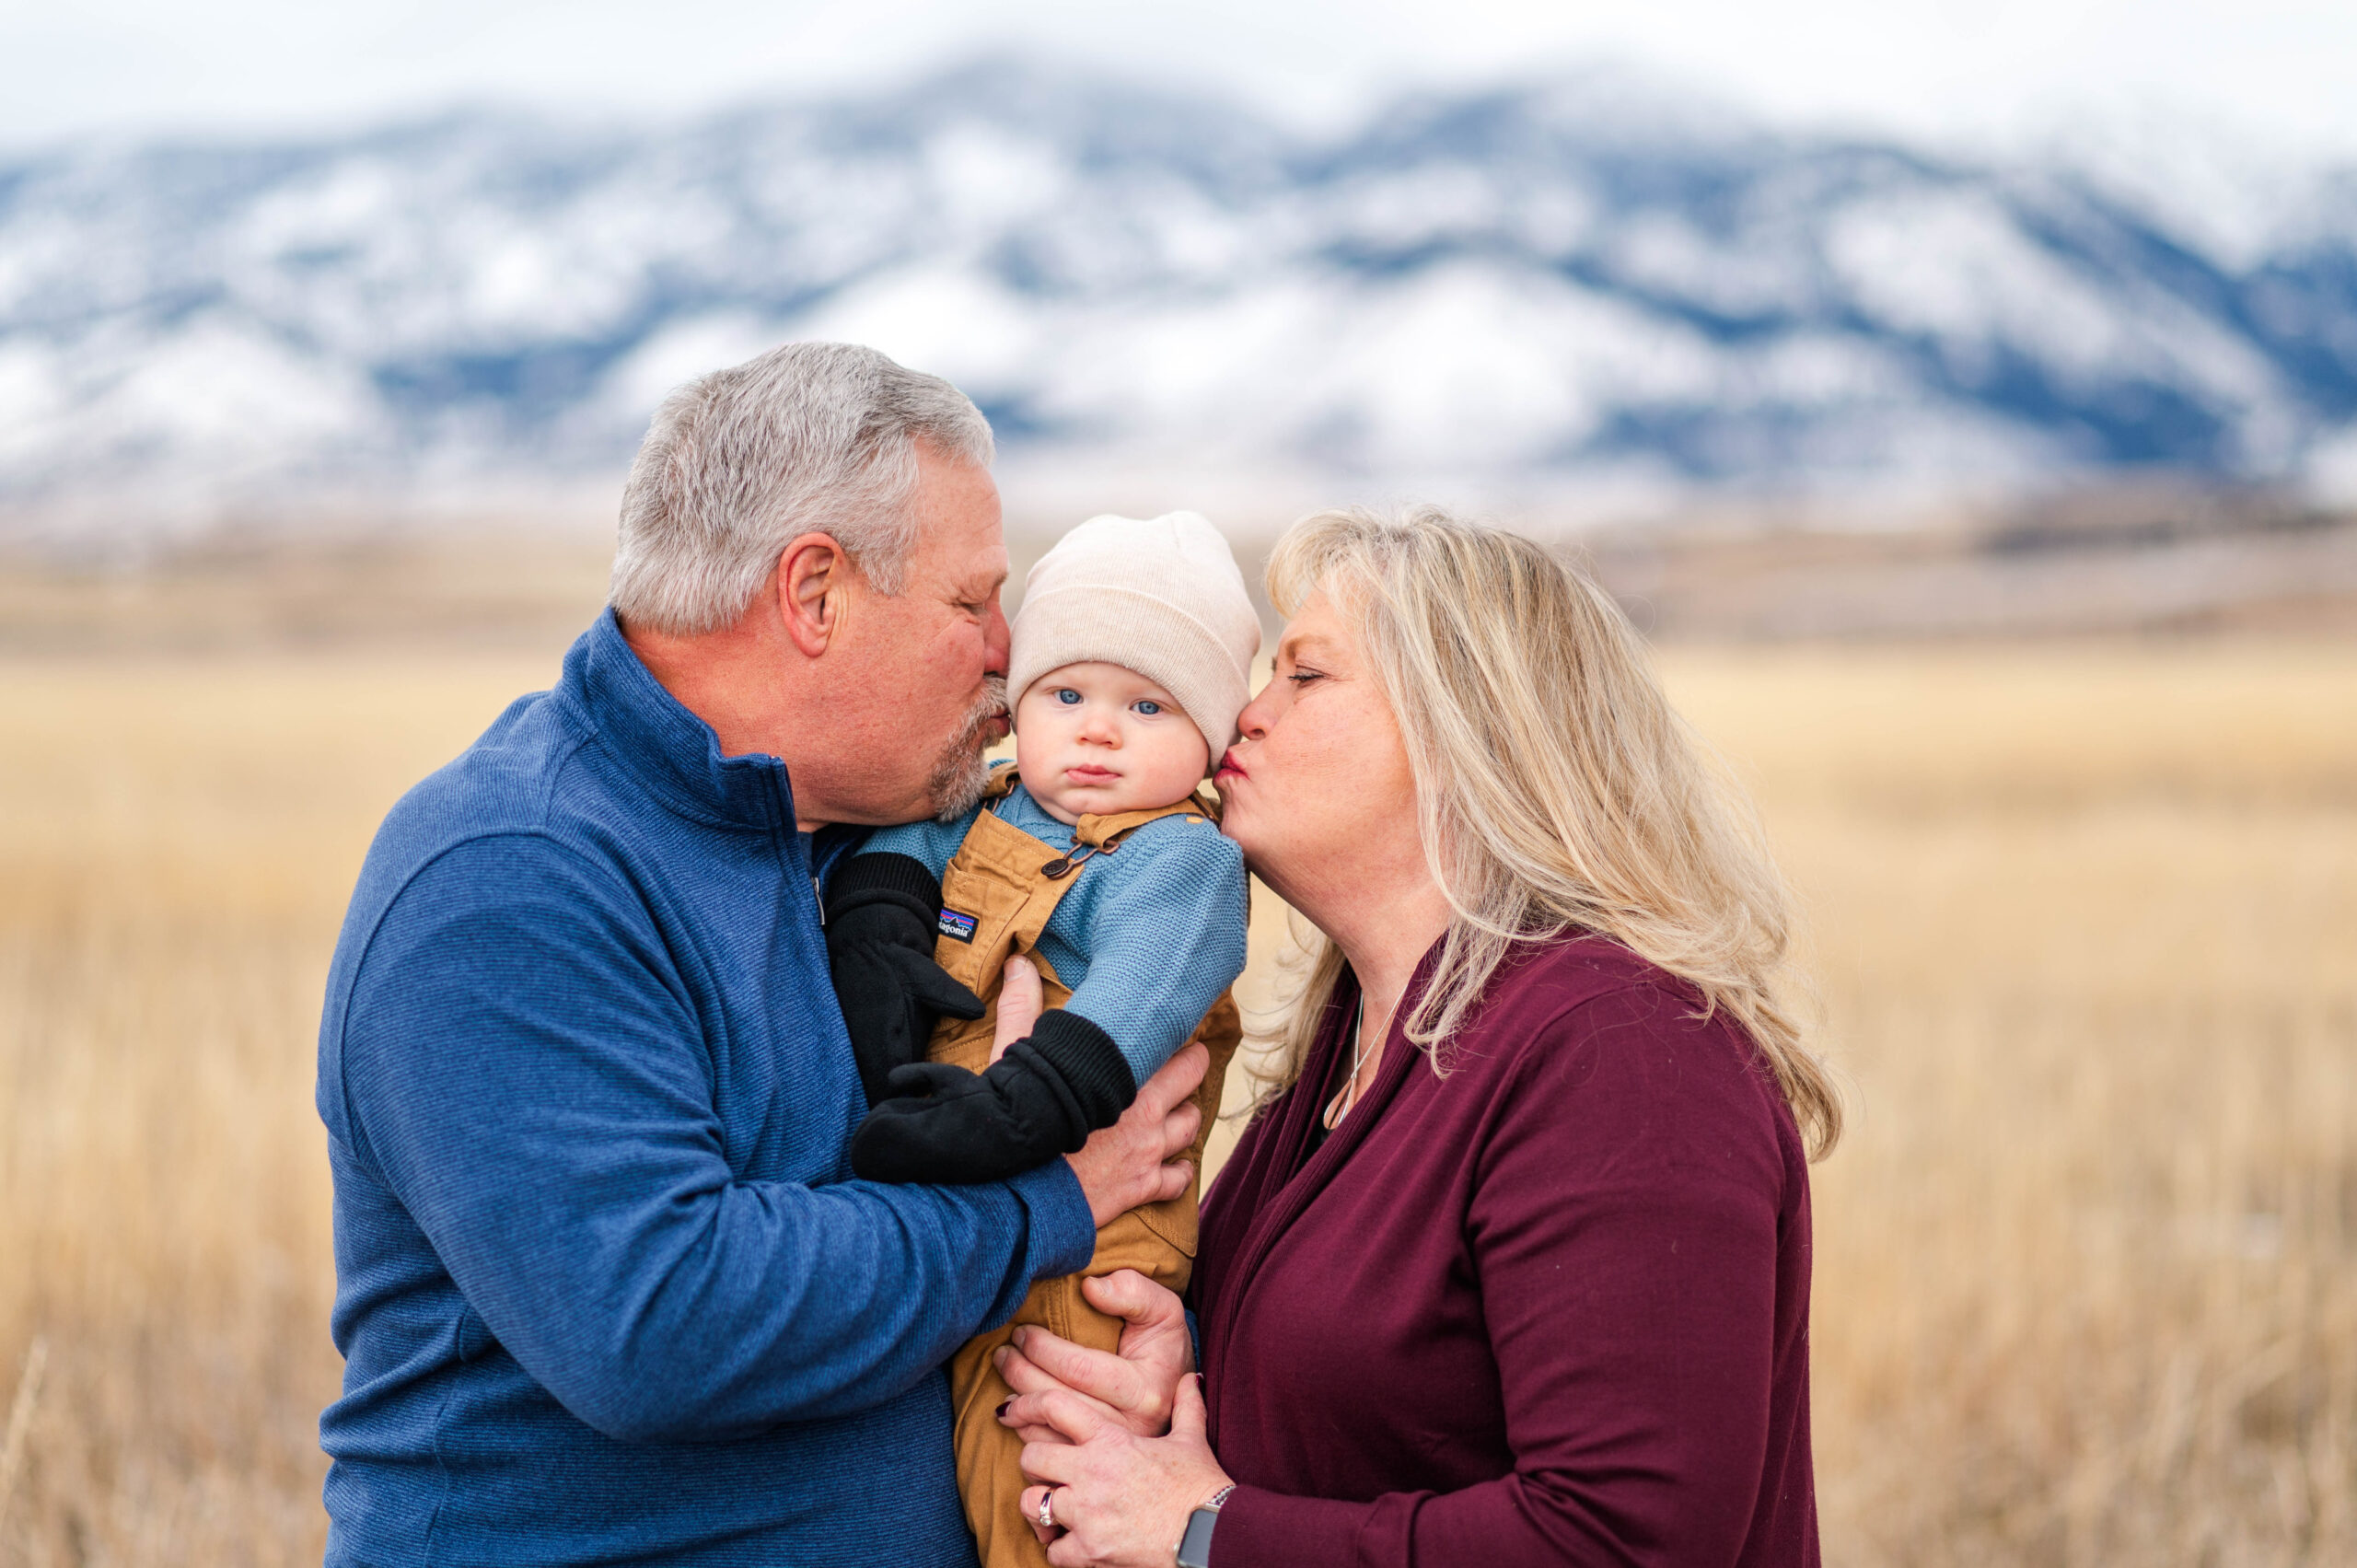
[1173,1484,1235,1568]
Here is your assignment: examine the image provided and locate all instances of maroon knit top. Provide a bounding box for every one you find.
[1191,935,1819,1567]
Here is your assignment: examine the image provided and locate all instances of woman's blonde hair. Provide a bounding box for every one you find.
[1260,506,1841,1159]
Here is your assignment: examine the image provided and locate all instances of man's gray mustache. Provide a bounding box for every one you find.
[927,676,1008,820]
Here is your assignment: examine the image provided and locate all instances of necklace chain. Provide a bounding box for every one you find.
[1327,994,1371,1132]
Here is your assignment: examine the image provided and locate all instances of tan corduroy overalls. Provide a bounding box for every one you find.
[931,770,1241,1568]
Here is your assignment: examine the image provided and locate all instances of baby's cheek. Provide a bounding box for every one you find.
[1144,726,1213,791]
[1012,730,1062,797]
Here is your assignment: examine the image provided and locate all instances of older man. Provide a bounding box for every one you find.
[314,344,1202,1566]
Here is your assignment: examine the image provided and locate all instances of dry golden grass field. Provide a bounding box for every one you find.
[2,636,2353,1566]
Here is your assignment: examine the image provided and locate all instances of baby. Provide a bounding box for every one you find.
[821,509,1258,1568]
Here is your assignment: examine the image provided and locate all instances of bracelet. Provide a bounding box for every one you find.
[1202,1484,1235,1511]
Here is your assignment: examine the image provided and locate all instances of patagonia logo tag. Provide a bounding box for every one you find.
[937,909,979,944]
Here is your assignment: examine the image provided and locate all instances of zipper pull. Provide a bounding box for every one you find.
[812,875,825,925]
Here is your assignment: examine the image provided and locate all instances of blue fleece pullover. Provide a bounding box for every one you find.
[314,610,1096,1567]
[865,776,1248,1086]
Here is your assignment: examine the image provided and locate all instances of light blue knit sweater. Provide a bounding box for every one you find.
[866,773,1249,1086]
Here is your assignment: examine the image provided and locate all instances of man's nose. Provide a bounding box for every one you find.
[983,600,1010,678]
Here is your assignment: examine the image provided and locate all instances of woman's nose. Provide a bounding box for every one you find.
[1234,688,1274,740]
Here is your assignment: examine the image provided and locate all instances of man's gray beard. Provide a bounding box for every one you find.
[925,676,1007,821]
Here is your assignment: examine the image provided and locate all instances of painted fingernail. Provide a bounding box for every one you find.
[996,1399,1012,1419]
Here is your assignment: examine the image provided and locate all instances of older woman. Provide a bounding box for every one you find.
[993,507,1840,1568]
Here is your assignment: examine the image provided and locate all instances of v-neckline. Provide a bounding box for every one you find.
[1203,949,1437,1432]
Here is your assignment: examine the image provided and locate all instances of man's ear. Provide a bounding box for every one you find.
[775,532,848,657]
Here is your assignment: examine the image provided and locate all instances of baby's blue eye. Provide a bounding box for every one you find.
[1133,700,1162,715]
[1055,689,1082,705]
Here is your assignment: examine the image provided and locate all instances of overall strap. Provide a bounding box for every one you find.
[926,802,1086,1072]
[938,806,1081,979]
[927,775,1226,1073]
[1045,789,1222,879]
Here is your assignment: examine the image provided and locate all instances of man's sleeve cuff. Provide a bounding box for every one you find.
[1006,1157,1097,1279]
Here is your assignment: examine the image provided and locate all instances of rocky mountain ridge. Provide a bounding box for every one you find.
[5,57,2357,533]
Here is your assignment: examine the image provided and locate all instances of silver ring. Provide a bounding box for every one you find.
[1038,1488,1057,1531]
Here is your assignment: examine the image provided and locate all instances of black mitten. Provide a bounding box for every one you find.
[850,1009,1135,1183]
[824,853,986,1107]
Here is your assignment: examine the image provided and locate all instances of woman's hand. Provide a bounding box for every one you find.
[996,1270,1193,1445]
[1017,1374,1233,1566]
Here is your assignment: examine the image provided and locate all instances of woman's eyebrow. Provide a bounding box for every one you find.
[1280,634,1337,663]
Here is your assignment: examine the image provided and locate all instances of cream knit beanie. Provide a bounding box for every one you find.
[1010,511,1261,754]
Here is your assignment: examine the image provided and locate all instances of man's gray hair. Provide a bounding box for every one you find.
[610,342,994,633]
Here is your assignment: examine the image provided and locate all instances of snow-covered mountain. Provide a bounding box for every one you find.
[6,56,2357,528]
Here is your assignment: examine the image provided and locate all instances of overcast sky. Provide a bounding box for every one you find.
[6,0,2357,156]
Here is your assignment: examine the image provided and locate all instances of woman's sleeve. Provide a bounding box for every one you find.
[1213,985,1792,1567]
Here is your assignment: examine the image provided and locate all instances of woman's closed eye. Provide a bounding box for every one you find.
[1286,667,1329,687]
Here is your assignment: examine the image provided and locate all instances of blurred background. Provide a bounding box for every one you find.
[2,3,2353,1564]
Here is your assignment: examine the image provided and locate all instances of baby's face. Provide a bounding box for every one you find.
[1014,662,1213,826]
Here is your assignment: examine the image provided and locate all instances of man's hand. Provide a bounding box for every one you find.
[1064,1045,1205,1228]
[996,1270,1193,1445]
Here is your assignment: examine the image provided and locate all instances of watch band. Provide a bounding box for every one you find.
[1173,1485,1235,1568]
